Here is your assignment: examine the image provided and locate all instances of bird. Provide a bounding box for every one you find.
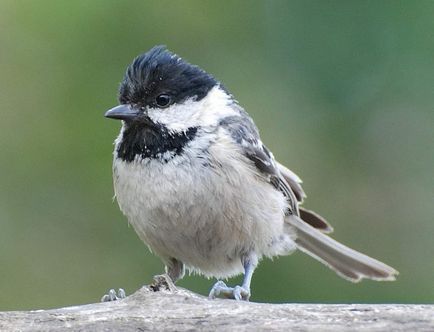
[104,45,398,301]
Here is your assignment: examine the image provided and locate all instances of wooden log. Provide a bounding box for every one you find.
[1,275,433,331]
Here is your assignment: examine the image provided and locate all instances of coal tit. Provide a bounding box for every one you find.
[104,46,397,301]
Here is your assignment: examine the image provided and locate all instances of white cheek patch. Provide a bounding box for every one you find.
[147,99,200,131]
[147,86,239,131]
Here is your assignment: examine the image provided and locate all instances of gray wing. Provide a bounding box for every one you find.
[219,112,333,232]
[219,114,298,216]
[276,162,306,202]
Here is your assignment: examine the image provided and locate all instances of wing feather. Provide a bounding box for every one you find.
[219,114,298,215]
[276,162,306,203]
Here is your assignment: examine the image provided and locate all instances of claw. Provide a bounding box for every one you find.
[233,285,250,301]
[209,281,250,301]
[118,288,126,298]
[101,288,126,302]
[208,280,227,299]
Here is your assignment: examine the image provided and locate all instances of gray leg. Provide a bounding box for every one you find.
[209,254,258,301]
[165,258,185,283]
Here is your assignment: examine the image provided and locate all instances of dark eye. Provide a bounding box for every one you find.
[155,94,172,108]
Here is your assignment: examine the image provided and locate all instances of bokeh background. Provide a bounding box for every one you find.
[0,0,433,310]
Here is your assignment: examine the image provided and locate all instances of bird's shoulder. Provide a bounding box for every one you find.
[217,108,299,214]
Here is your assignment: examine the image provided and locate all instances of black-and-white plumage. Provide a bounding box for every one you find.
[104,46,397,301]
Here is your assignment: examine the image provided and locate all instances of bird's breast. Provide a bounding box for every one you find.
[111,136,291,278]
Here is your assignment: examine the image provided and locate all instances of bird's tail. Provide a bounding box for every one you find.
[286,215,398,282]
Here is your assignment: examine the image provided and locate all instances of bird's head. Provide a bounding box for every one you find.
[105,46,235,132]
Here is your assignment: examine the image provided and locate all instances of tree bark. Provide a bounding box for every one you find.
[1,275,433,332]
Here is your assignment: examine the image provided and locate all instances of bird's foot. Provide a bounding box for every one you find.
[208,280,250,301]
[101,288,126,302]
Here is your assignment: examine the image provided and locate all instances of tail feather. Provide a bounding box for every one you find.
[299,207,334,234]
[286,215,398,282]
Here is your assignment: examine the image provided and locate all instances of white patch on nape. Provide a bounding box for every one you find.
[146,86,239,132]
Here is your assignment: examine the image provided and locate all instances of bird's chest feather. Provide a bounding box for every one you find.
[112,135,289,277]
[112,133,231,250]
[113,154,213,223]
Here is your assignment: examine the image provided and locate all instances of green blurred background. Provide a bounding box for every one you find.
[0,0,433,310]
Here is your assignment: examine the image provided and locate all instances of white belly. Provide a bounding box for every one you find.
[113,141,294,278]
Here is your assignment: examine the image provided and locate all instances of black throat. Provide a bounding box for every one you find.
[116,121,198,162]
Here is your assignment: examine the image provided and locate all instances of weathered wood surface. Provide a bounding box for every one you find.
[1,275,433,332]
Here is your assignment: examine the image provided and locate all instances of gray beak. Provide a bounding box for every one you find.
[104,105,140,120]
